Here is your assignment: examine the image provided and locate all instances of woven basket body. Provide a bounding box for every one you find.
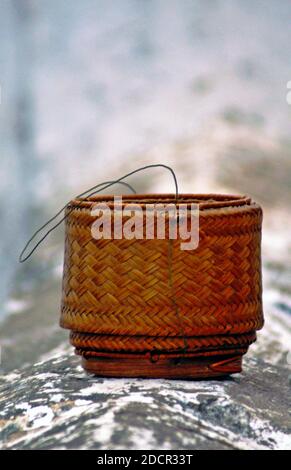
[60,194,263,378]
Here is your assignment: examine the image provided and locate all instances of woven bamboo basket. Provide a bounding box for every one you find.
[60,193,263,379]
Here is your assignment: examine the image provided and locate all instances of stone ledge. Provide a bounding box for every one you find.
[0,352,290,450]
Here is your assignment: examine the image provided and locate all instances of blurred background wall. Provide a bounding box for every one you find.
[0,0,291,325]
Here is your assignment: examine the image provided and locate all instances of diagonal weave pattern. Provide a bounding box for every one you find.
[60,194,263,377]
[70,331,257,353]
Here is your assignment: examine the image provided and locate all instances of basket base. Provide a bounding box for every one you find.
[81,352,244,379]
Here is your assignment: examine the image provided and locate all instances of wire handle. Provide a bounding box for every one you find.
[19,164,179,263]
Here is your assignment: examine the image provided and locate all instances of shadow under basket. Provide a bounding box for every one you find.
[60,193,264,379]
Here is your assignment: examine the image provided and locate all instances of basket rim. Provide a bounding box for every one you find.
[70,193,253,210]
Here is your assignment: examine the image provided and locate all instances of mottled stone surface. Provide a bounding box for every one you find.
[0,352,290,450]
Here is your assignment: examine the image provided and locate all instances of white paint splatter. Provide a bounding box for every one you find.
[27,406,54,429]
